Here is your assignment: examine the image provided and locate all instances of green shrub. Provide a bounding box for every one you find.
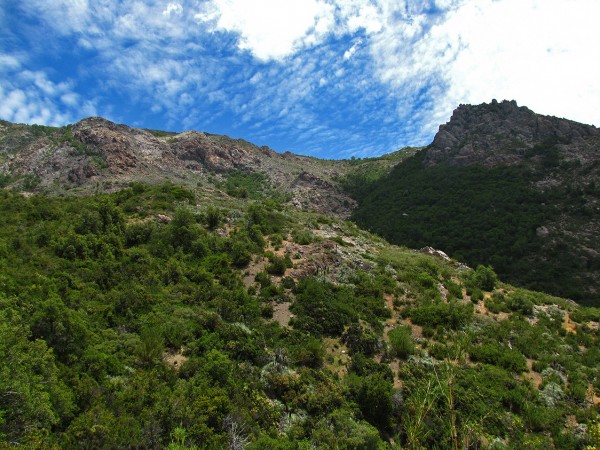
[468,265,498,291]
[292,229,315,245]
[409,301,474,330]
[266,255,287,276]
[342,323,381,356]
[388,325,415,359]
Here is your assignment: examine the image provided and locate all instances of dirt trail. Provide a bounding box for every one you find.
[381,293,411,388]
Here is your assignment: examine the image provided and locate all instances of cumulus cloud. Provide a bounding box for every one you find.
[163,2,183,16]
[0,76,72,126]
[0,52,96,126]
[196,0,336,60]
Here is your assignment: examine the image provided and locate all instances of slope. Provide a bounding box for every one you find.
[0,183,598,449]
[349,100,600,306]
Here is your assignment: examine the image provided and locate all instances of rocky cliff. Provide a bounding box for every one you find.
[427,99,600,167]
[0,117,356,216]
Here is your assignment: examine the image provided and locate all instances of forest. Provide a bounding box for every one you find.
[346,149,600,306]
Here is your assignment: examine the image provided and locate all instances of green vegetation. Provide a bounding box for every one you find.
[220,170,271,199]
[348,149,600,305]
[0,183,598,448]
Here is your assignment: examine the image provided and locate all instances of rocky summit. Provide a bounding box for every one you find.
[427,99,600,167]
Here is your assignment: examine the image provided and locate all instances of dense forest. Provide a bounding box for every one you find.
[1,181,599,449]
[346,149,600,306]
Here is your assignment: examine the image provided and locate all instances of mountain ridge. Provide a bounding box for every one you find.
[2,100,600,305]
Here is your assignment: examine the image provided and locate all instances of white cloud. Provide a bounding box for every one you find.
[196,0,336,60]
[6,0,600,157]
[163,2,183,16]
[0,56,93,126]
[343,39,362,60]
[368,0,600,137]
[334,0,383,34]
[0,54,22,70]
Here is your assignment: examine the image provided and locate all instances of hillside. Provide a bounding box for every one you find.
[349,100,600,306]
[0,118,413,219]
[0,183,599,448]
[1,105,599,448]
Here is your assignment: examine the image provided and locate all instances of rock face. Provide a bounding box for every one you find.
[425,100,600,303]
[0,117,355,217]
[427,99,600,167]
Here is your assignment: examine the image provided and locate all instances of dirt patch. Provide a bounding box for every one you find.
[588,385,600,405]
[272,302,293,327]
[475,300,487,316]
[243,256,268,288]
[163,349,188,370]
[562,312,577,334]
[524,358,543,389]
[496,312,510,321]
[389,359,402,389]
[398,317,423,339]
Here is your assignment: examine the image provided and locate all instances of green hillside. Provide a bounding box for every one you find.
[1,184,599,448]
[347,149,600,306]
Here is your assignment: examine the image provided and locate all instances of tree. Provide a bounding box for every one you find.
[468,265,498,291]
[0,297,74,445]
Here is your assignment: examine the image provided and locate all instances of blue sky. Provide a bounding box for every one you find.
[1,0,599,159]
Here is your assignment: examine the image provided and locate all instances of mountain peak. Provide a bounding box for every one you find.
[427,100,599,167]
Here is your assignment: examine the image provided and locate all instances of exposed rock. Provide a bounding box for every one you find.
[0,117,358,217]
[427,100,599,168]
[156,214,172,224]
[536,226,550,238]
[420,246,450,261]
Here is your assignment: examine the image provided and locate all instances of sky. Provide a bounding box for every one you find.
[1,0,599,159]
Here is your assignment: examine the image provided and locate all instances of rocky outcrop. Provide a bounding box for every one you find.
[0,117,357,217]
[427,100,600,167]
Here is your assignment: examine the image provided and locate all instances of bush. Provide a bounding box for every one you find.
[342,323,381,356]
[204,206,222,230]
[388,325,415,359]
[506,293,534,316]
[292,229,315,245]
[409,301,474,330]
[470,343,527,373]
[468,265,498,291]
[266,255,287,276]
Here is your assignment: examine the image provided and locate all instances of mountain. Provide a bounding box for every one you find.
[0,106,599,448]
[349,100,600,305]
[0,117,410,218]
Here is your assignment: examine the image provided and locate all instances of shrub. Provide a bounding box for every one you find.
[204,206,222,230]
[468,265,498,291]
[506,293,534,316]
[266,255,287,276]
[409,301,474,330]
[388,325,415,359]
[342,323,381,356]
[292,229,314,245]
